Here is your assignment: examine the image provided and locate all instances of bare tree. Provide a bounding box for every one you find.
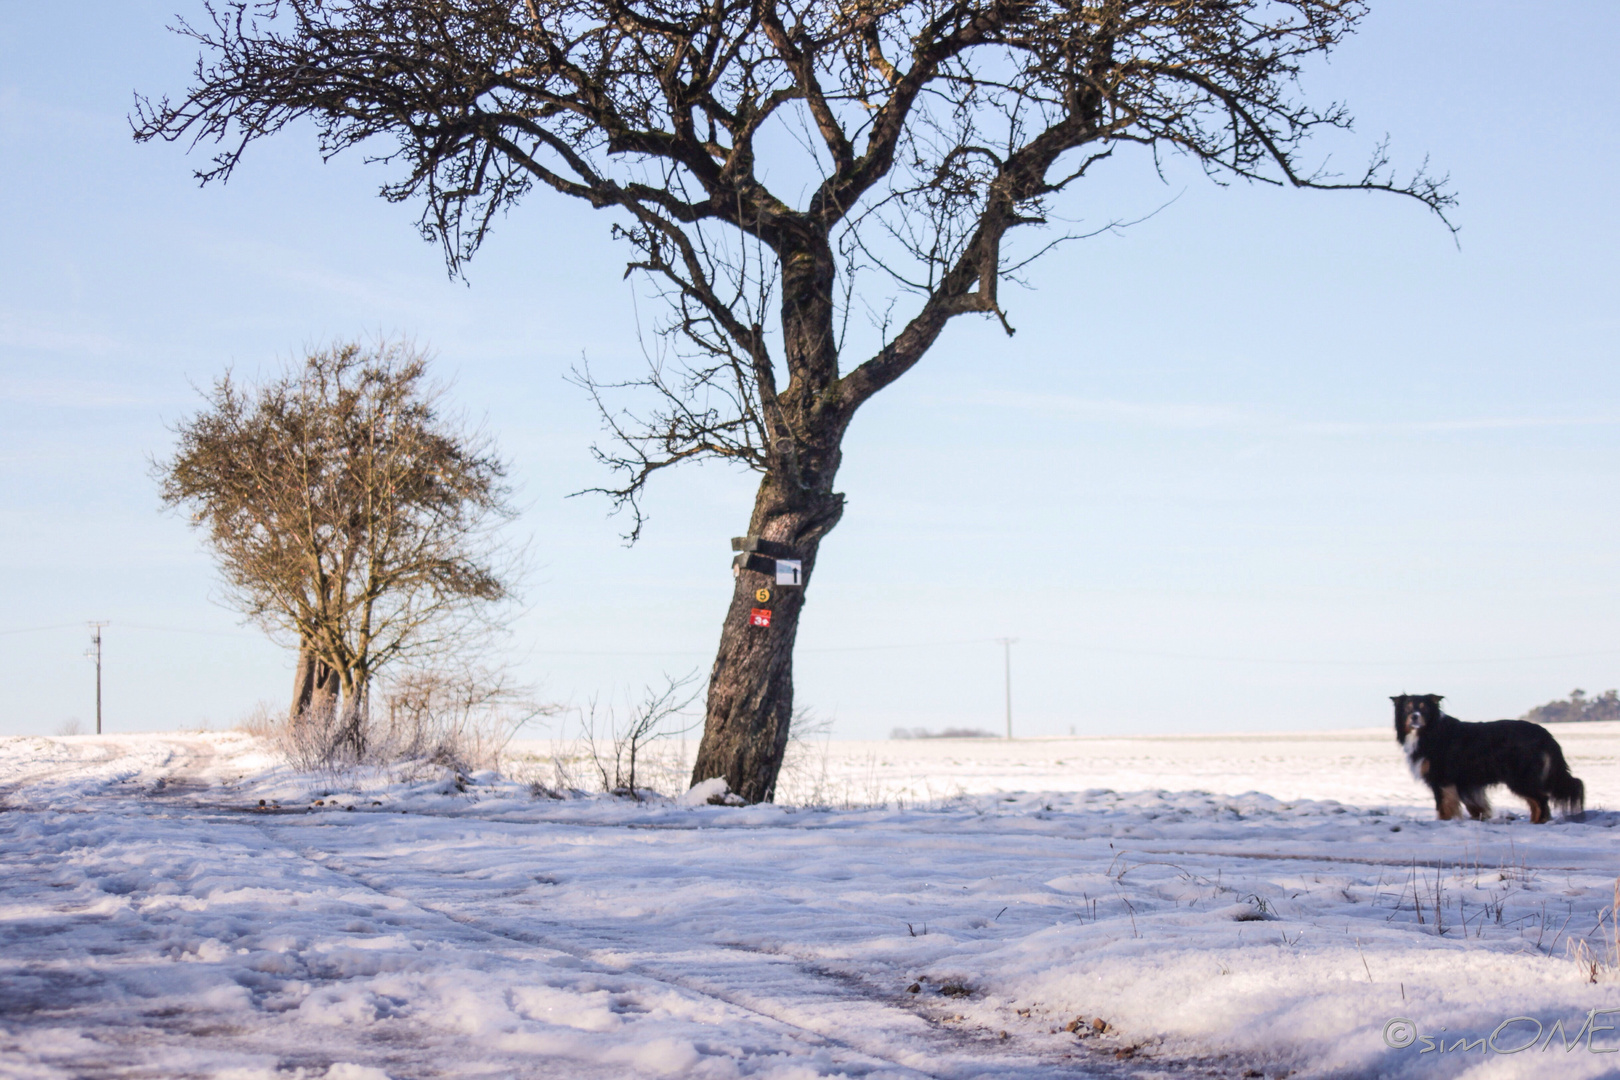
[158,340,516,759]
[136,0,1452,800]
[580,673,703,798]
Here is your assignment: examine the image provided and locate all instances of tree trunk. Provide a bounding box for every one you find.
[690,473,844,802]
[290,642,341,722]
[332,701,367,761]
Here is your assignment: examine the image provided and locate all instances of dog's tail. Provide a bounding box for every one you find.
[1549,764,1586,818]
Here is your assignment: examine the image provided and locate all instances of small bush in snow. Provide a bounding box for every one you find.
[253,666,554,774]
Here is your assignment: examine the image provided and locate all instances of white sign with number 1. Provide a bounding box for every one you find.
[775,559,802,586]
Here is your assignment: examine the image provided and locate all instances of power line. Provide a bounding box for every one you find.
[5,620,1617,667]
[528,648,707,657]
[0,621,257,639]
[803,637,1000,654]
[0,623,81,637]
[116,622,259,639]
[523,637,1002,657]
[1018,639,1620,667]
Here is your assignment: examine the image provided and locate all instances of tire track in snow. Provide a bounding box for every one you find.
[253,802,1610,876]
[259,824,968,1080]
[0,736,227,812]
[64,771,1174,1078]
[327,804,1613,878]
[5,738,1478,1077]
[56,779,1620,883]
[0,738,132,811]
[256,817,1253,1080]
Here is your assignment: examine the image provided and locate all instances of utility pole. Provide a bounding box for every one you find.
[87,622,107,735]
[997,637,1018,739]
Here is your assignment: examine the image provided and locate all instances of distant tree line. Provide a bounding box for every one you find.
[890,726,998,740]
[1521,689,1620,725]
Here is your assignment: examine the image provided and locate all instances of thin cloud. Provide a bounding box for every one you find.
[1296,416,1620,435]
[0,377,173,409]
[0,311,123,358]
[978,390,1620,436]
[189,233,438,314]
[976,390,1255,430]
[0,87,111,138]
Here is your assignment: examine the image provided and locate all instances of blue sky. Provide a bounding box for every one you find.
[3,2,1619,739]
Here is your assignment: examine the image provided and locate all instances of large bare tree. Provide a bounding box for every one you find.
[159,341,515,758]
[136,0,1451,800]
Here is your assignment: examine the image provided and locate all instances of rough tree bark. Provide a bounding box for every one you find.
[691,226,853,799]
[695,476,845,801]
[290,642,341,722]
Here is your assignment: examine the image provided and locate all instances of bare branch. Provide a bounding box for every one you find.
[136,0,1455,537]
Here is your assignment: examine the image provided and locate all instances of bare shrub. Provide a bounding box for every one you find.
[281,697,367,771]
[54,719,83,737]
[775,708,837,807]
[234,701,281,737]
[580,674,702,799]
[259,666,553,773]
[1567,880,1620,984]
[528,745,592,799]
[375,667,554,772]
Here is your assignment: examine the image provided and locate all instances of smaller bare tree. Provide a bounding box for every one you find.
[158,339,517,761]
[580,673,703,799]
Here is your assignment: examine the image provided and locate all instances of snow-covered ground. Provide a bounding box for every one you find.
[4,726,1620,1079]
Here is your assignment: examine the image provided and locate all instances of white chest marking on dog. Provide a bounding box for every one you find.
[1403,731,1427,781]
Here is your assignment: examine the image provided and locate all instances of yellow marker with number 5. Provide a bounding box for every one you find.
[755,588,771,604]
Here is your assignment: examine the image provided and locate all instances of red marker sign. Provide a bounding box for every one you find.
[749,608,772,627]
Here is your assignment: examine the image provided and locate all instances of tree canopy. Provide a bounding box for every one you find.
[138,0,1451,532]
[158,341,515,755]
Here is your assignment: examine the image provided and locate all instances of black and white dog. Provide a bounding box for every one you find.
[1392,694,1584,823]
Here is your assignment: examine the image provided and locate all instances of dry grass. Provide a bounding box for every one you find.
[241,669,554,774]
[1566,879,1620,984]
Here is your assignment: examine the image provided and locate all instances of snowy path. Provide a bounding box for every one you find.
[4,732,1620,1078]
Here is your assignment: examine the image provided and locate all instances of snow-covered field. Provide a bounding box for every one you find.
[4,726,1620,1079]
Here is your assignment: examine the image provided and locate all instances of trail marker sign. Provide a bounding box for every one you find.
[730,536,804,587]
[749,608,772,627]
[732,536,798,559]
[733,552,776,576]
